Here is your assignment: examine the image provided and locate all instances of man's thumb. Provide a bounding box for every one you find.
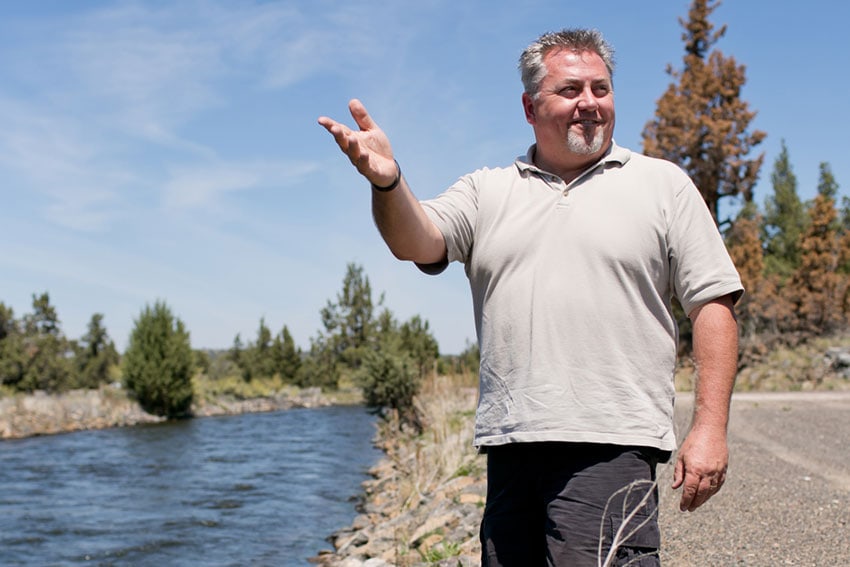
[671,456,684,489]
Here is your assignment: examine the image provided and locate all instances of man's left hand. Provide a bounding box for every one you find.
[672,426,728,512]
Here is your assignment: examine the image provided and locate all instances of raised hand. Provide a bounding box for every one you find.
[318,99,398,187]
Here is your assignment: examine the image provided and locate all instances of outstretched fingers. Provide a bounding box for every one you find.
[348,98,377,131]
[318,99,397,185]
[317,116,360,162]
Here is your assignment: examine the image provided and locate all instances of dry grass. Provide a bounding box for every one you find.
[674,334,850,393]
[735,335,850,392]
[377,371,482,514]
[192,373,297,403]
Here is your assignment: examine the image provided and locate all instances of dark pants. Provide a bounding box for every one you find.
[480,442,664,567]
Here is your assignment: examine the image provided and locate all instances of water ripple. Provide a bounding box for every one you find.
[0,405,381,566]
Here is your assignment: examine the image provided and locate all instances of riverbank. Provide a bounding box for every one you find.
[0,383,351,440]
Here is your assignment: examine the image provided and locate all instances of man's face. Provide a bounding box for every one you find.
[523,49,615,167]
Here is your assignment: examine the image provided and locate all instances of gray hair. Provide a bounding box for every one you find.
[518,28,616,97]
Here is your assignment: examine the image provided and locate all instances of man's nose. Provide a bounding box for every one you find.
[576,87,599,110]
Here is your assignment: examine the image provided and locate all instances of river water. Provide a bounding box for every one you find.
[0,405,383,566]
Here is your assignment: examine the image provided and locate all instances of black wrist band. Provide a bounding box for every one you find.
[371,160,401,192]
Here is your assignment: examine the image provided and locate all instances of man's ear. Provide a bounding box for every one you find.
[522,92,536,125]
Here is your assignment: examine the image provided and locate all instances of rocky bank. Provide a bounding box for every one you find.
[313,379,486,567]
[0,384,335,440]
[314,439,485,567]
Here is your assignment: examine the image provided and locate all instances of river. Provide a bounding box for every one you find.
[0,405,382,566]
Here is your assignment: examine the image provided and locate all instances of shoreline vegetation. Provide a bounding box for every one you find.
[3,339,849,566]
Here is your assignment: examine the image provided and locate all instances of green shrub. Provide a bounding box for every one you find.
[123,301,194,418]
[360,345,418,418]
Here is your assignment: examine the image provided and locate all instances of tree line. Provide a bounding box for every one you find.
[0,263,475,422]
[0,294,120,393]
[641,0,848,362]
[726,149,848,361]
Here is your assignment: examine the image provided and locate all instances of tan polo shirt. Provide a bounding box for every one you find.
[421,142,743,451]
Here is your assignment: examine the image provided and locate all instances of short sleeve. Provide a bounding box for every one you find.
[420,175,479,266]
[668,180,744,315]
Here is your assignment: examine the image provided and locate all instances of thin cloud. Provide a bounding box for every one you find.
[60,4,226,141]
[162,159,318,210]
[0,96,134,232]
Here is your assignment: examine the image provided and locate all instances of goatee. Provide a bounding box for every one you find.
[567,127,604,155]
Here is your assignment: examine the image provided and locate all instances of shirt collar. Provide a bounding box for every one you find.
[516,141,631,177]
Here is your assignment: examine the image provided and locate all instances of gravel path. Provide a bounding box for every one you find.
[659,391,850,566]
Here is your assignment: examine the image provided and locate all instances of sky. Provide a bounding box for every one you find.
[1,0,848,355]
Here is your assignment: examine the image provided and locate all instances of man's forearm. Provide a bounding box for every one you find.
[689,295,739,432]
[371,176,447,265]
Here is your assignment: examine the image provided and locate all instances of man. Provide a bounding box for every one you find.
[319,28,741,567]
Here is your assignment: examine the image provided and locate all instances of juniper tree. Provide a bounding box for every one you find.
[123,301,194,418]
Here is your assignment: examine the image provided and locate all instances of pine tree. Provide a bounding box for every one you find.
[242,317,276,381]
[74,313,120,389]
[642,0,765,225]
[299,262,438,414]
[817,162,839,201]
[123,301,194,418]
[762,141,806,278]
[274,325,302,382]
[320,263,376,374]
[834,177,850,275]
[20,293,73,392]
[787,170,844,336]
